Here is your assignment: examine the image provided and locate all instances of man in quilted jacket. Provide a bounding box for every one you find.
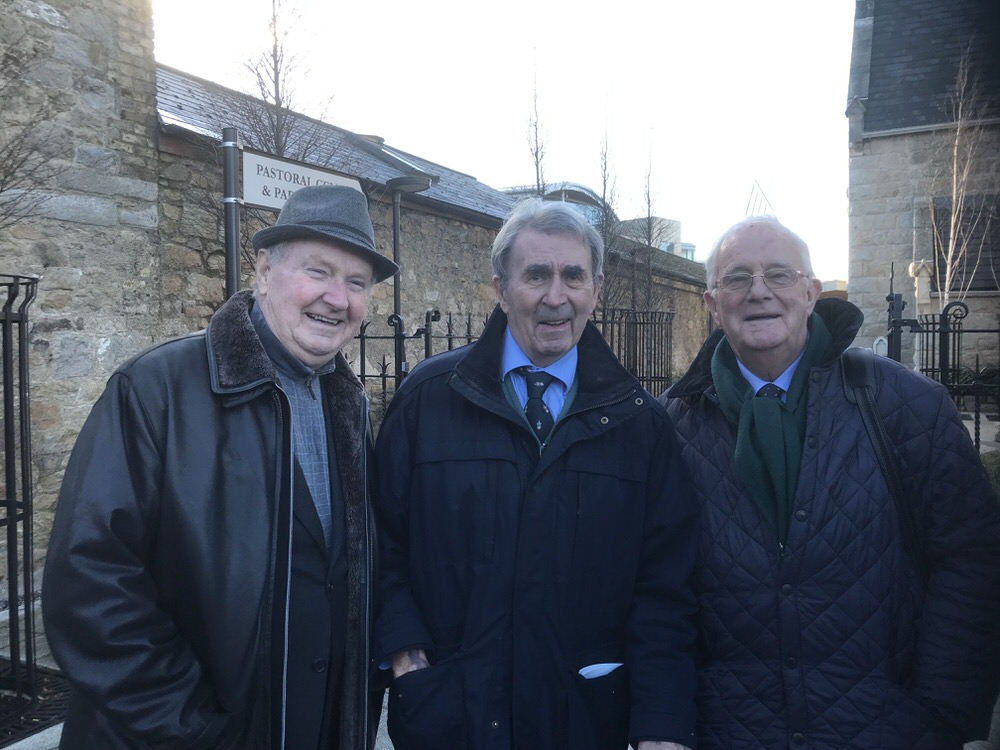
[662,215,1000,749]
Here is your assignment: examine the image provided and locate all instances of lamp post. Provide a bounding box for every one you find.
[386,175,432,384]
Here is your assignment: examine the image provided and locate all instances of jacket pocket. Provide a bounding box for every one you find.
[411,437,518,566]
[569,665,630,750]
[387,662,468,750]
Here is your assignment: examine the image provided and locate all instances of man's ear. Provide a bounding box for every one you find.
[704,289,718,317]
[805,277,822,312]
[493,275,509,313]
[255,249,271,293]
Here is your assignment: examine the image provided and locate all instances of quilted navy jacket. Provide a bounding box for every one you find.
[663,298,1000,750]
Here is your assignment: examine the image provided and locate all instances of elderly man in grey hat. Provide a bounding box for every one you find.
[43,185,395,750]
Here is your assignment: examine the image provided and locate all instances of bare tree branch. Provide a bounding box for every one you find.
[597,133,629,313]
[214,0,340,166]
[0,35,67,233]
[930,43,1000,308]
[527,70,546,196]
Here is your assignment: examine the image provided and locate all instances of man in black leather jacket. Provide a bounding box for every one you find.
[42,185,395,750]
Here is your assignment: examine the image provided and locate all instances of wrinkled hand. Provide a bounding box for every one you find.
[636,743,693,750]
[390,648,429,679]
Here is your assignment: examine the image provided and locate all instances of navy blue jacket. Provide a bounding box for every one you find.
[664,298,1000,750]
[375,308,699,750]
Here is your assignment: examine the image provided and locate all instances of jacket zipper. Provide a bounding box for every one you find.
[359,393,373,750]
[273,386,294,750]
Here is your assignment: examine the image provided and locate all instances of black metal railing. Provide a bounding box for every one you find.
[1,273,41,725]
[886,294,1000,449]
[349,307,675,429]
[596,309,675,397]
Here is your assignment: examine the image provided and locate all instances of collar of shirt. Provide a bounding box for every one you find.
[737,349,804,399]
[499,326,576,415]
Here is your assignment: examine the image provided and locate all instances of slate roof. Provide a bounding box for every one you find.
[156,65,515,225]
[860,0,1000,133]
[612,237,706,287]
[155,65,705,288]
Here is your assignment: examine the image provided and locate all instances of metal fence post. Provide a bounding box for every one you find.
[388,314,406,386]
[221,127,241,299]
[1,273,40,716]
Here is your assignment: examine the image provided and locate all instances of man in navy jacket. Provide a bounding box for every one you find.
[664,215,1000,749]
[375,199,699,750]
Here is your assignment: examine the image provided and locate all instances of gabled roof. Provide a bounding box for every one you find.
[156,65,515,224]
[854,0,1000,133]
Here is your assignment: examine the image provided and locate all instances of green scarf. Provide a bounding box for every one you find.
[711,314,832,547]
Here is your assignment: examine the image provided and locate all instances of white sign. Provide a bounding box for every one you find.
[242,150,361,210]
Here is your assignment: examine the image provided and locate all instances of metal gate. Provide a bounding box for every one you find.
[350,307,675,428]
[886,289,1000,449]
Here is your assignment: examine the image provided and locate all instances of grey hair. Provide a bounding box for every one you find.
[704,215,813,290]
[260,240,291,264]
[491,199,604,288]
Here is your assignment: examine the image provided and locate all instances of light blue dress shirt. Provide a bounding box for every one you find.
[737,350,805,402]
[499,326,577,422]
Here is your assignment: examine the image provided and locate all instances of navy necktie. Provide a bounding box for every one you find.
[522,368,555,441]
[756,382,785,399]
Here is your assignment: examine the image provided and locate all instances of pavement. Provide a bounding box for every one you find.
[964,410,1000,453]
[2,716,395,750]
[0,602,395,750]
[7,602,1000,750]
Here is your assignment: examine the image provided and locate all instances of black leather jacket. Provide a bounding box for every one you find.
[43,290,378,750]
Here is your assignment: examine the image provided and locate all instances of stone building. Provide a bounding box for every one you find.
[847,0,1000,357]
[1,0,707,568]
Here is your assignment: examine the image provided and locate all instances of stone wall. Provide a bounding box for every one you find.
[4,0,707,572]
[669,281,710,380]
[847,124,1000,365]
[4,0,162,559]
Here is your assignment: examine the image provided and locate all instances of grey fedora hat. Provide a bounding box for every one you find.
[251,184,399,282]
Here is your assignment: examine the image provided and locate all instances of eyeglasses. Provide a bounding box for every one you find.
[714,268,808,293]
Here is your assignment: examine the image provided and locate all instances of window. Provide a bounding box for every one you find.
[927,194,1000,294]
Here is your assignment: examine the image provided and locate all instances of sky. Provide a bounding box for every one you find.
[151,0,856,282]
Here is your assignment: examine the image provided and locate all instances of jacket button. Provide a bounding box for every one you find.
[634,397,644,405]
[795,509,808,522]
[600,416,609,424]
[490,720,500,729]
[781,583,793,595]
[326,581,335,593]
[785,657,798,668]
[793,732,806,744]
[312,659,327,673]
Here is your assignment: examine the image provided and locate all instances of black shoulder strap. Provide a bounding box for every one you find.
[840,348,929,583]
